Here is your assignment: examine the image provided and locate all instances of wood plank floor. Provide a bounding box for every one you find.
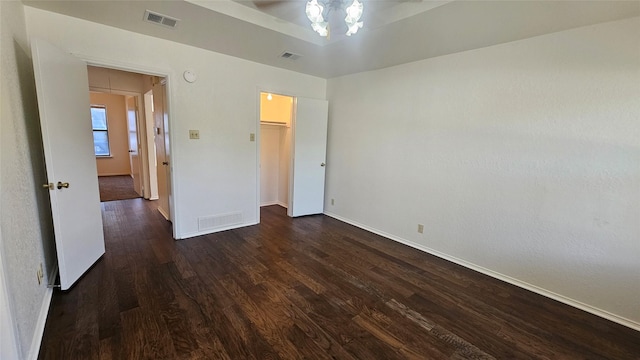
[38,199,640,359]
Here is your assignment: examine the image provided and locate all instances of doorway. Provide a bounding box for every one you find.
[259,92,293,210]
[258,91,329,219]
[89,91,141,201]
[86,66,171,219]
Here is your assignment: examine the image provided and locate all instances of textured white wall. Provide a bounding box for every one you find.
[25,7,327,238]
[260,124,291,207]
[1,1,57,357]
[325,17,640,327]
[260,125,281,205]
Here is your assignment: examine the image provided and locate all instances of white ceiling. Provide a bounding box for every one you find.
[22,0,640,78]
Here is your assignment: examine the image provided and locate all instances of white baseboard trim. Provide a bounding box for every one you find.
[260,201,288,209]
[27,286,53,360]
[323,211,640,332]
[177,221,259,240]
[157,207,170,221]
[96,172,130,177]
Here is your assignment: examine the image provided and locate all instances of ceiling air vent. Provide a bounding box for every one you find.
[144,10,179,29]
[280,51,302,61]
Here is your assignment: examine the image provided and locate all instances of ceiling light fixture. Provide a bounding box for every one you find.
[305,0,364,38]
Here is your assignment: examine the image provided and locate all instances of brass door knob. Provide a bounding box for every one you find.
[57,181,70,189]
[42,183,54,190]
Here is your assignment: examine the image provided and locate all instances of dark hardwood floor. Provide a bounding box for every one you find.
[38,199,640,359]
[98,176,141,202]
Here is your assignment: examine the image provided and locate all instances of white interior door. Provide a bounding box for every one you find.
[126,96,142,196]
[31,38,105,290]
[289,97,329,217]
[153,80,171,220]
[143,91,159,200]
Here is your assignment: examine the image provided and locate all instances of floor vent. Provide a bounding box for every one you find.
[280,51,302,61]
[144,10,180,29]
[198,212,243,231]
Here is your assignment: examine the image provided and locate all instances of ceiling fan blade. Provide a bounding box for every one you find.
[252,0,294,10]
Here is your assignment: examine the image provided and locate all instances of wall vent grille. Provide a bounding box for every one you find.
[144,10,179,29]
[198,212,243,231]
[280,52,302,61]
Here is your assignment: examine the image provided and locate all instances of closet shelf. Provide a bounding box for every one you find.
[260,121,289,127]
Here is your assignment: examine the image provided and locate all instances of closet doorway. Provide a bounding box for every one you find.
[258,91,329,219]
[259,92,293,210]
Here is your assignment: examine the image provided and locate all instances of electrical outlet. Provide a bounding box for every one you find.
[37,263,43,285]
[331,198,334,206]
[189,130,200,139]
[250,133,255,142]
[417,224,424,234]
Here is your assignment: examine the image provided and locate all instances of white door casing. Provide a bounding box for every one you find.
[31,38,105,290]
[288,97,329,217]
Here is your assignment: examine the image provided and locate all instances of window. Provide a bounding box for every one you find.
[91,105,110,156]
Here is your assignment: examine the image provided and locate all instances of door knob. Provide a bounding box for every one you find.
[162,161,169,166]
[57,181,70,189]
[320,162,326,167]
[42,183,54,190]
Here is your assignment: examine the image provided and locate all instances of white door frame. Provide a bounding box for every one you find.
[76,54,179,238]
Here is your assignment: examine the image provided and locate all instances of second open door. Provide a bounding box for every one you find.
[288,97,329,217]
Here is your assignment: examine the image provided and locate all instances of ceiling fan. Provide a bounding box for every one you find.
[235,0,425,37]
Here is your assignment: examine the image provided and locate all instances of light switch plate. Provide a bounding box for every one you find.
[189,130,200,139]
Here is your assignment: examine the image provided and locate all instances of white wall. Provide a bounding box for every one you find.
[24,7,327,238]
[260,124,281,205]
[260,124,291,207]
[325,17,640,328]
[1,1,57,358]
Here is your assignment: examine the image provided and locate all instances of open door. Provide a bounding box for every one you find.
[126,96,143,196]
[31,38,105,290]
[288,97,329,217]
[143,90,159,200]
[153,79,171,220]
